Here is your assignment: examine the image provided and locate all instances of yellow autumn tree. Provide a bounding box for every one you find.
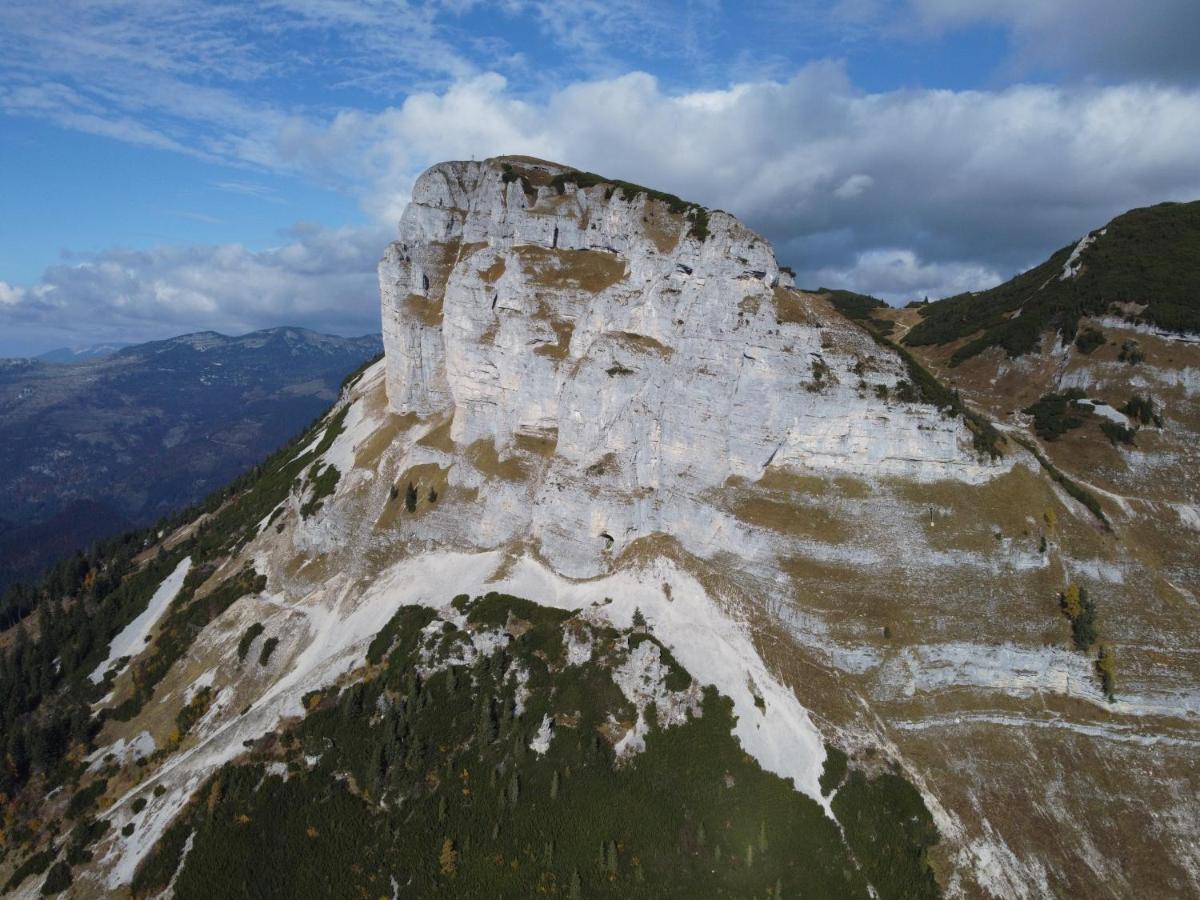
[1061,583,1082,619]
[439,837,458,877]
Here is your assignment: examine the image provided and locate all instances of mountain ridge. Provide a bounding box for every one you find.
[0,326,382,594]
[0,159,1197,897]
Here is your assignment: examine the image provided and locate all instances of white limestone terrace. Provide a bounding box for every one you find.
[378,156,1009,577]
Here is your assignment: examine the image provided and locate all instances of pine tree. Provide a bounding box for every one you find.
[569,869,583,899]
[605,839,618,876]
[507,771,520,805]
[696,821,706,846]
[746,843,754,868]
[759,820,768,853]
[550,769,560,800]
[405,481,418,512]
[479,697,497,743]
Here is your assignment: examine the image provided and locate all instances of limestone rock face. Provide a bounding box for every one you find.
[379,157,1005,577]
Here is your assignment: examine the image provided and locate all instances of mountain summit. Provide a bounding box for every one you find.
[377,156,1005,578]
[1,159,1196,898]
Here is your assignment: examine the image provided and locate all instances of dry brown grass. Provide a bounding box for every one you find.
[731,495,853,544]
[613,331,672,357]
[465,438,531,482]
[514,429,559,458]
[416,413,456,454]
[515,245,626,293]
[354,412,418,472]
[773,287,821,326]
[403,292,443,328]
[643,198,684,254]
[751,468,833,497]
[890,467,1055,555]
[532,308,575,360]
[375,462,450,530]
[480,255,507,283]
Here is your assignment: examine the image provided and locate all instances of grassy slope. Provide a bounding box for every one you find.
[904,200,1200,365]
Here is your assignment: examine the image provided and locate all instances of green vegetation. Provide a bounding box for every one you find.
[819,745,848,796]
[300,462,341,519]
[1122,394,1162,427]
[1009,435,1108,528]
[3,847,55,893]
[1118,340,1145,364]
[258,636,280,666]
[1060,584,1099,651]
[340,352,383,391]
[1059,585,1116,699]
[134,593,939,899]
[175,686,214,738]
[1023,390,1090,440]
[41,860,73,894]
[1096,644,1118,701]
[1100,421,1137,446]
[906,200,1200,364]
[237,622,265,662]
[109,565,266,721]
[832,770,940,900]
[66,777,109,820]
[549,169,712,241]
[1074,327,1106,354]
[812,287,1003,458]
[821,289,896,337]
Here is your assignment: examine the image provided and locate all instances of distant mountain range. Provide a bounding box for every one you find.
[0,327,381,591]
[35,342,132,363]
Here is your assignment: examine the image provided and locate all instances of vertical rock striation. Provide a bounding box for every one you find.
[379,156,1005,576]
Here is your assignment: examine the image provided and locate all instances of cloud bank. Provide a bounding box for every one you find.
[2,3,1199,350]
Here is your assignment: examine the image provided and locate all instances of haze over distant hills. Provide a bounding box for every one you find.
[0,327,381,592]
[34,343,132,364]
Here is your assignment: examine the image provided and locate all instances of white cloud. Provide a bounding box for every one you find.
[2,2,1199,350]
[291,63,1200,289]
[0,224,389,355]
[5,61,1200,353]
[812,249,1000,304]
[0,281,26,306]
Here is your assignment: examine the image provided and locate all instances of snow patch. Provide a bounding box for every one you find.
[90,557,192,684]
[1060,230,1103,281]
[529,714,554,755]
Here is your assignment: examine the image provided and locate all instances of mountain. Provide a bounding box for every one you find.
[904,200,1200,366]
[35,344,132,364]
[0,327,382,594]
[0,158,1196,898]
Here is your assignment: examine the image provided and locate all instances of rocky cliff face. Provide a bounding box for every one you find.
[9,160,1195,898]
[378,157,1004,577]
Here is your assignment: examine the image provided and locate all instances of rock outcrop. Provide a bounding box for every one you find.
[379,156,1005,577]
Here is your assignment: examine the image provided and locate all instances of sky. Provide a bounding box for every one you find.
[1,1,1199,356]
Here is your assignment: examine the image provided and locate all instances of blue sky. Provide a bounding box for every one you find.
[2,1,1199,355]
